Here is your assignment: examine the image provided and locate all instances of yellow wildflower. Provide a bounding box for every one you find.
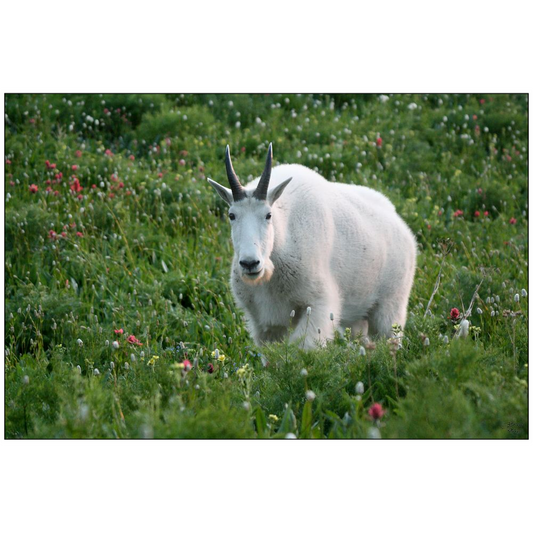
[268,414,279,423]
[147,355,160,366]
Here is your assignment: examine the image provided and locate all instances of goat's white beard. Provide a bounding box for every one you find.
[241,258,275,286]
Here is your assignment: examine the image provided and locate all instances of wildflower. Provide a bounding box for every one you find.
[93,368,100,376]
[268,414,279,423]
[453,209,464,218]
[114,328,123,335]
[110,361,115,369]
[218,354,226,363]
[207,363,214,374]
[147,355,160,366]
[305,390,316,402]
[29,184,38,193]
[407,102,417,110]
[359,346,366,356]
[290,309,295,318]
[70,177,83,193]
[378,95,389,103]
[443,335,449,344]
[124,362,130,370]
[367,427,381,439]
[183,359,192,372]
[49,230,58,240]
[509,218,517,225]
[368,403,385,420]
[23,375,30,385]
[285,433,297,439]
[300,368,308,377]
[127,335,143,346]
[306,306,312,316]
[76,232,84,238]
[514,294,520,303]
[450,307,460,320]
[77,338,83,347]
[236,364,249,378]
[474,211,480,217]
[212,348,220,359]
[76,365,82,374]
[521,289,527,297]
[458,319,470,338]
[376,137,383,147]
[112,341,120,349]
[476,307,483,314]
[484,211,489,217]
[355,381,364,395]
[105,340,109,347]
[242,401,250,411]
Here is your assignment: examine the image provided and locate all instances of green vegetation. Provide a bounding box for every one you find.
[4,93,528,438]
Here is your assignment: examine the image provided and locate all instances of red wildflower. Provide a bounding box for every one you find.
[183,359,192,372]
[129,155,135,161]
[48,230,58,240]
[114,329,124,335]
[450,307,460,320]
[10,181,15,187]
[61,232,67,238]
[70,177,83,193]
[376,137,383,147]
[474,211,480,217]
[473,115,477,120]
[453,209,464,217]
[368,403,385,420]
[127,335,143,346]
[77,194,83,201]
[207,363,214,374]
[6,159,11,165]
[108,193,115,199]
[484,211,489,217]
[76,232,84,237]
[29,184,38,193]
[75,150,82,158]
[105,149,114,157]
[509,218,517,225]
[480,99,485,104]
[92,184,97,189]
[72,165,78,171]
[158,172,163,178]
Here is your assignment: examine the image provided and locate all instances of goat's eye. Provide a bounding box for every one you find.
[229,213,236,221]
[266,213,272,220]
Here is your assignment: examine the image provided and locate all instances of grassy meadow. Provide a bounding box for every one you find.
[4,93,528,438]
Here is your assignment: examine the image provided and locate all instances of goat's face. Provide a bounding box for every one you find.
[228,198,275,284]
[208,143,292,285]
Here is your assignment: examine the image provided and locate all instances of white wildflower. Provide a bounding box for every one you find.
[521,289,527,297]
[112,341,119,349]
[285,432,297,439]
[514,294,520,302]
[355,381,364,395]
[306,306,312,316]
[359,346,366,357]
[93,368,100,376]
[305,390,316,402]
[458,319,470,338]
[300,368,308,377]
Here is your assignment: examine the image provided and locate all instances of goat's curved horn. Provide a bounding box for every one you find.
[225,145,246,202]
[253,143,273,201]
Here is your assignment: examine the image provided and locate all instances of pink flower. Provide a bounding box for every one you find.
[450,307,460,320]
[453,209,464,218]
[49,230,58,240]
[29,184,38,193]
[127,335,143,346]
[6,159,11,165]
[183,359,192,372]
[75,150,82,158]
[480,99,485,105]
[368,403,385,420]
[178,160,186,166]
[70,177,83,193]
[474,211,480,217]
[114,328,124,335]
[129,155,135,161]
[484,211,489,217]
[76,232,84,237]
[105,149,114,157]
[376,137,383,147]
[71,165,78,171]
[509,218,517,225]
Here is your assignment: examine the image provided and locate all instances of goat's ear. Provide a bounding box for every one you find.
[208,178,233,206]
[268,177,292,205]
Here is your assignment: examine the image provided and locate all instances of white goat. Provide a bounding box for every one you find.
[208,144,416,349]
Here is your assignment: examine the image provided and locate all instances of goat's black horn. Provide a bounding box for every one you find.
[225,145,246,201]
[253,143,273,201]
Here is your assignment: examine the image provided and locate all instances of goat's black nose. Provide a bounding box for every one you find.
[240,259,260,270]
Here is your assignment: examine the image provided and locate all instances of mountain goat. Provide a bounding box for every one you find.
[208,144,416,350]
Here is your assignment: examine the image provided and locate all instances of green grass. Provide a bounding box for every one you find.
[4,93,528,438]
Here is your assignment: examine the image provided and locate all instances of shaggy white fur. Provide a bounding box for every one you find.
[208,149,417,350]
